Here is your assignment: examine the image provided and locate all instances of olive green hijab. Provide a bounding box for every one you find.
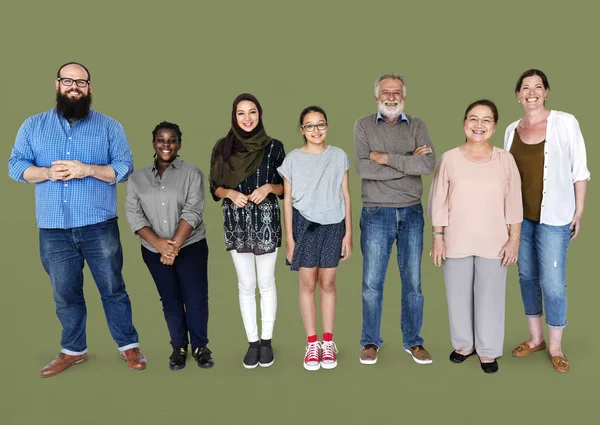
[210,93,272,191]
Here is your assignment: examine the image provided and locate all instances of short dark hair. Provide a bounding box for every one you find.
[57,62,91,81]
[514,69,550,93]
[463,99,499,123]
[152,121,183,143]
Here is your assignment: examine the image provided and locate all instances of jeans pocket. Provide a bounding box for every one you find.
[410,203,423,213]
[362,206,380,215]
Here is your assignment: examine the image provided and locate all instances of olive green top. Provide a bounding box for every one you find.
[510,130,545,221]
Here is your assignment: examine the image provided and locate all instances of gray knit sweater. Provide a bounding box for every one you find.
[353,113,436,207]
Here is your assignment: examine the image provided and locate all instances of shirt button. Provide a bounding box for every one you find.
[66,152,70,155]
[68,137,72,140]
[64,184,67,187]
[64,200,67,203]
[162,203,165,206]
[161,186,165,189]
[164,220,167,223]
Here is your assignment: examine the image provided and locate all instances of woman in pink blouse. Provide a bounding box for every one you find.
[428,99,523,374]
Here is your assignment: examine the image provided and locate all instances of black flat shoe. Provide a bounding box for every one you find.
[480,359,499,374]
[259,339,274,368]
[243,341,260,369]
[193,346,214,369]
[169,347,188,371]
[449,350,476,364]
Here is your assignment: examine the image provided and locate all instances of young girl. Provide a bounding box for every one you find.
[277,106,352,371]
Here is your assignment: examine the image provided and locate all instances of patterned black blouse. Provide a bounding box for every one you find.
[211,139,286,255]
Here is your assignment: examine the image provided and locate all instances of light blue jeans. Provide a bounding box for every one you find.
[517,218,571,329]
[360,204,425,349]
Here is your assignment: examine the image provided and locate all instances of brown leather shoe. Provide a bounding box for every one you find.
[360,344,378,365]
[120,347,147,370]
[512,340,546,357]
[40,352,88,378]
[405,345,433,364]
[549,354,570,373]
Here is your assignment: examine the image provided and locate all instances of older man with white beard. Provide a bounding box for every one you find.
[354,73,436,366]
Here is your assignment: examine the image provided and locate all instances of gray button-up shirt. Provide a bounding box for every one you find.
[126,158,206,253]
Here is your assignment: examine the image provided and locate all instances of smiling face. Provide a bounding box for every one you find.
[235,100,259,133]
[463,105,497,144]
[517,75,549,110]
[375,78,405,119]
[55,63,91,99]
[153,128,181,162]
[300,111,328,145]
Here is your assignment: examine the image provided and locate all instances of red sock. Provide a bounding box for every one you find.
[307,335,318,343]
[322,333,333,342]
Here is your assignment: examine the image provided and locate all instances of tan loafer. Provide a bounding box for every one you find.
[512,340,546,357]
[549,354,570,373]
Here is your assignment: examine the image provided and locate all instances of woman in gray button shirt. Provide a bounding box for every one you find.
[126,122,213,371]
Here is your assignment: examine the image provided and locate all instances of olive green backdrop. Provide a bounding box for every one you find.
[1,1,597,424]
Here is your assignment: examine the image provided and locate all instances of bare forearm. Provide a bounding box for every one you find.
[136,227,160,246]
[23,166,49,183]
[574,180,588,217]
[87,165,116,183]
[172,220,194,246]
[269,183,284,197]
[214,187,231,199]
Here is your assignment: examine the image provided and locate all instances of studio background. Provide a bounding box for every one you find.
[1,1,597,424]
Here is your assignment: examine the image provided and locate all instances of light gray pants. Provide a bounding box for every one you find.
[442,256,507,358]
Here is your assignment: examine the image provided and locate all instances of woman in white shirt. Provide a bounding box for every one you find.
[504,69,590,373]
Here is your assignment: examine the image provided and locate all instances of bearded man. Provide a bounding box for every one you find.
[354,73,436,366]
[8,62,146,377]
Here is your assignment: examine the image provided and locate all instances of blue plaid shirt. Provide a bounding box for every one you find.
[8,108,133,229]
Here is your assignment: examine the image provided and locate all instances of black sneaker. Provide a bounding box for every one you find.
[243,341,260,369]
[259,339,274,368]
[169,347,187,371]
[192,346,214,369]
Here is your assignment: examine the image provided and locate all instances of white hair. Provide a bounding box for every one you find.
[374,73,407,97]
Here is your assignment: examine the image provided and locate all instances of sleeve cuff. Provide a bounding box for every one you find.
[8,161,34,183]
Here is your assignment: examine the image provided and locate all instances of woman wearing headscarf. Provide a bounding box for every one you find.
[210,93,285,369]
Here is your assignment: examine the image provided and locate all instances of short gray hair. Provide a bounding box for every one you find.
[375,73,407,97]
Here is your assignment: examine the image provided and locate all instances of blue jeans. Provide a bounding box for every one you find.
[518,218,571,329]
[39,218,139,355]
[360,204,425,349]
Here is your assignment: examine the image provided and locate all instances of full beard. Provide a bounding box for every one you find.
[56,90,92,120]
[377,100,405,121]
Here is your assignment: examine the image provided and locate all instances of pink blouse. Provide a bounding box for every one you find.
[427,146,523,259]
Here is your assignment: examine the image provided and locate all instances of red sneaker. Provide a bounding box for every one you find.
[321,340,338,369]
[304,341,321,371]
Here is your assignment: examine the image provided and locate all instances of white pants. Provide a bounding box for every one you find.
[231,250,278,342]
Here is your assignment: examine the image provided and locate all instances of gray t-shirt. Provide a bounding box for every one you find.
[277,145,350,225]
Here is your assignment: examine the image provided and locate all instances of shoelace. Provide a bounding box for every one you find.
[321,341,338,360]
[305,341,321,362]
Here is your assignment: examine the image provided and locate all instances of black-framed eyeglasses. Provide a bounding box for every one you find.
[301,123,328,132]
[57,78,90,88]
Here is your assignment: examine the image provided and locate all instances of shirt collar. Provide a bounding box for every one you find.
[152,157,182,175]
[376,112,409,124]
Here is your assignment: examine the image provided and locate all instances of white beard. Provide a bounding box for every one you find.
[377,100,405,120]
